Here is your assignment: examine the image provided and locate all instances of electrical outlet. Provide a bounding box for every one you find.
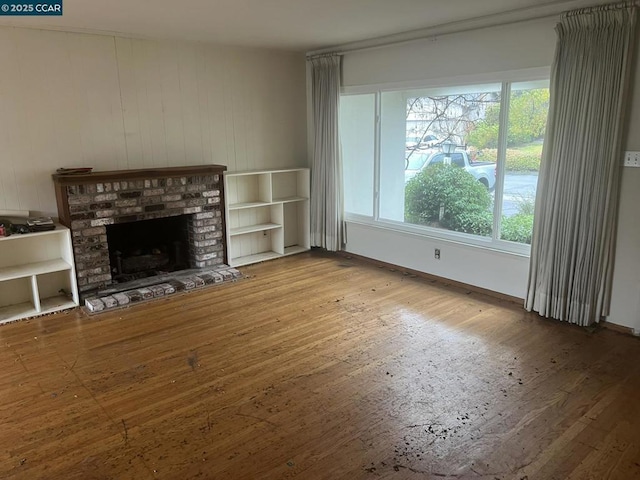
[434,248,440,260]
[624,151,640,167]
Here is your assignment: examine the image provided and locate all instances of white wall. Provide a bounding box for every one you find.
[0,27,307,216]
[346,222,530,297]
[607,44,640,332]
[340,17,640,332]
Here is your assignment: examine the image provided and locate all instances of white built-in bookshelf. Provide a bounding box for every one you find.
[0,225,79,324]
[224,168,310,267]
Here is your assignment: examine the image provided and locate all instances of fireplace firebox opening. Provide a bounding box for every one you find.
[106,215,191,283]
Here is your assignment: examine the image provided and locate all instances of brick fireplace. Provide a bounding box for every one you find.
[53,165,227,298]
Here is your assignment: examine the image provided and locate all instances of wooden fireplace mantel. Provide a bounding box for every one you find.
[52,164,226,185]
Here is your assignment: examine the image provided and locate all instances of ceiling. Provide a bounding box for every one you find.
[0,0,594,51]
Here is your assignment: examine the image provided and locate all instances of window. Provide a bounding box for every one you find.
[499,82,548,245]
[340,94,375,216]
[340,77,549,252]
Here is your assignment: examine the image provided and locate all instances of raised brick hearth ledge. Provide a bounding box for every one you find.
[84,265,243,314]
[53,165,227,299]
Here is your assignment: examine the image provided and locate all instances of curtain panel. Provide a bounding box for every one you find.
[526,2,637,326]
[308,54,344,251]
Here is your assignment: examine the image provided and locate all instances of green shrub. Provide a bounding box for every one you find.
[475,148,541,172]
[467,124,499,149]
[475,149,498,163]
[501,213,534,244]
[505,150,541,172]
[467,89,549,148]
[514,195,536,215]
[405,164,493,236]
[447,208,493,236]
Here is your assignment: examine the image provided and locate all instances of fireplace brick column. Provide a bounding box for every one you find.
[53,165,227,296]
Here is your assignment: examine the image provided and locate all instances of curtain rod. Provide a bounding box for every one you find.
[306,0,635,59]
[307,52,340,60]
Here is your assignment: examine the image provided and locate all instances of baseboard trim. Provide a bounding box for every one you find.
[336,251,524,305]
[600,321,637,337]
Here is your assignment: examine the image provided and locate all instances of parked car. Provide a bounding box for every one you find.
[406,134,440,150]
[404,150,496,190]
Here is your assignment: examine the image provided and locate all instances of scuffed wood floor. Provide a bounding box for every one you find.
[1,251,639,479]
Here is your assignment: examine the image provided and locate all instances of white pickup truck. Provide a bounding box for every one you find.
[405,150,496,190]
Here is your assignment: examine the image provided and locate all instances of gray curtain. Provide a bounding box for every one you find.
[309,54,344,251]
[526,2,637,326]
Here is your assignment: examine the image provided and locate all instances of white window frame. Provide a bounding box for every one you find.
[341,67,550,257]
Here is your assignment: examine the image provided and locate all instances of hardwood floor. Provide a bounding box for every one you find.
[1,251,639,480]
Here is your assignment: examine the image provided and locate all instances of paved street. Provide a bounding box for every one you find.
[500,173,538,217]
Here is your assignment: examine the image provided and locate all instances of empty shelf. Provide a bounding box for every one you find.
[0,259,72,282]
[229,223,281,236]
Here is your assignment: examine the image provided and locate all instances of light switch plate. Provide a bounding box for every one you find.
[624,151,640,167]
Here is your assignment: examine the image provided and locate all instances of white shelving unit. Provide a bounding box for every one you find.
[224,168,310,267]
[0,225,79,324]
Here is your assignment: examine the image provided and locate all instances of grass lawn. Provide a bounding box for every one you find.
[515,141,543,155]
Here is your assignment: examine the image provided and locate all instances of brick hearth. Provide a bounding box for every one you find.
[53,165,227,298]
